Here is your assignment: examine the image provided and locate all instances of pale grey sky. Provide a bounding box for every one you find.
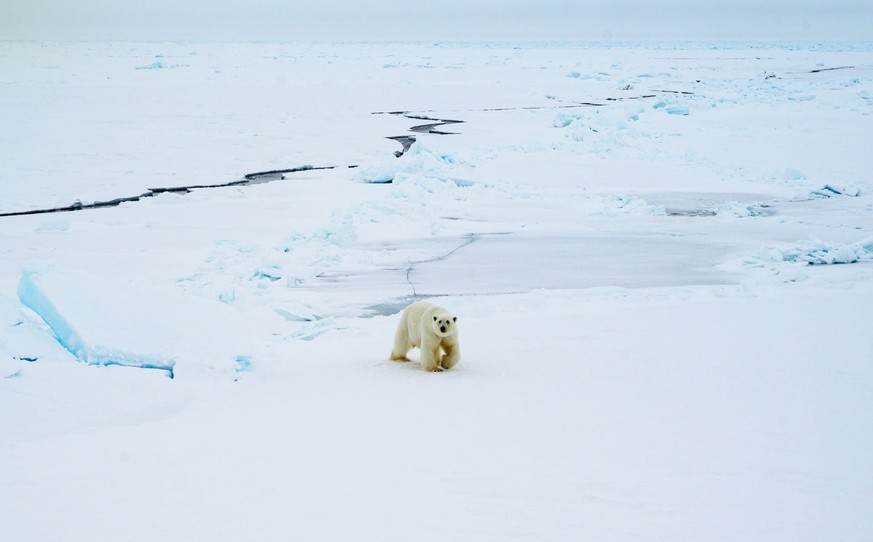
[1,1,871,42]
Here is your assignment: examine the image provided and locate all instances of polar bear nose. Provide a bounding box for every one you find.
[440,325,447,333]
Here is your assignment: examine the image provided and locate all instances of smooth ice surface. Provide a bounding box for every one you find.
[2,41,873,542]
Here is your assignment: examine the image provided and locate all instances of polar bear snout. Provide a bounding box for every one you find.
[432,314,456,337]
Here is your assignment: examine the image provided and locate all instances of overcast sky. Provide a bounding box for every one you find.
[2,1,871,42]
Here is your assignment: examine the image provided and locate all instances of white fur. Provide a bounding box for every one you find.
[389,301,460,372]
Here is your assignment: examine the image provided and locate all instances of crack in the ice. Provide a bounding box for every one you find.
[405,114,465,135]
[386,135,417,158]
[1,110,468,215]
[0,165,338,218]
[372,104,605,115]
[405,234,479,296]
[375,103,632,157]
[2,92,692,217]
[808,65,856,73]
[379,112,467,157]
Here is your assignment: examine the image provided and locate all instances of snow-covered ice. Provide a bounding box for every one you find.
[2,41,873,541]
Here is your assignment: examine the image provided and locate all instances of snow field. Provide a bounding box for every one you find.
[3,287,872,540]
[2,41,873,541]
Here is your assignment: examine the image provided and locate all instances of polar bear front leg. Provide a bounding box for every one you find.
[419,343,443,372]
[440,342,460,370]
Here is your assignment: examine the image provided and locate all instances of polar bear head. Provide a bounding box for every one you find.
[432,312,457,338]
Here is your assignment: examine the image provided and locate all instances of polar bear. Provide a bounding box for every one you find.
[390,301,460,372]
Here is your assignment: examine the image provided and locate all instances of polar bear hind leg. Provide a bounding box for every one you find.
[389,321,412,361]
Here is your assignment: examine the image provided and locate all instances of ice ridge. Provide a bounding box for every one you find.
[16,272,176,377]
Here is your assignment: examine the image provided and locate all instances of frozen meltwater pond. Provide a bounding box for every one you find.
[410,233,733,295]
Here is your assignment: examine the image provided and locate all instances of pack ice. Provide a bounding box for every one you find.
[2,40,873,542]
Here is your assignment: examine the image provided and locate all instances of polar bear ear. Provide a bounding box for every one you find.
[453,317,457,322]
[433,316,438,321]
